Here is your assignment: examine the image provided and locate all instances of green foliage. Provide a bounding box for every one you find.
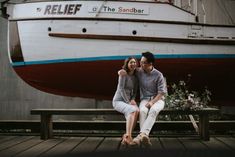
[165,80,212,110]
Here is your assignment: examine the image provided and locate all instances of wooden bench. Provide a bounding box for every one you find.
[31,108,219,141]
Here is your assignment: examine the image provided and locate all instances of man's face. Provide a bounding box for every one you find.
[140,56,151,71]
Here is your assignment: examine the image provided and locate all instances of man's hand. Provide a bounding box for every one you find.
[118,69,127,76]
[145,101,154,108]
[146,93,164,108]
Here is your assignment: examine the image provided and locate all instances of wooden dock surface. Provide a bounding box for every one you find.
[0,135,235,157]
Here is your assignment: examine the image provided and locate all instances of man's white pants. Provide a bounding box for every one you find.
[139,99,165,135]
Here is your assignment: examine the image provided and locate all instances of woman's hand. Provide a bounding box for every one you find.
[130,100,137,106]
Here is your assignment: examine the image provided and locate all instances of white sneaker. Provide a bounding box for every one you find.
[141,134,152,148]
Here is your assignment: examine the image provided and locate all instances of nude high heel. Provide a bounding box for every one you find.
[121,134,133,146]
[121,134,128,146]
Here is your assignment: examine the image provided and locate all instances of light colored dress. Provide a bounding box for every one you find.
[112,74,138,119]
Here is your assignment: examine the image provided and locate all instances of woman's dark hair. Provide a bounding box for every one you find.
[122,57,138,73]
[142,51,155,64]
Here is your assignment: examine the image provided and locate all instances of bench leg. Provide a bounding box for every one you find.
[40,114,53,140]
[199,114,209,141]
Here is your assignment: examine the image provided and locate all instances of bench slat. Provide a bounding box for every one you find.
[31,108,219,115]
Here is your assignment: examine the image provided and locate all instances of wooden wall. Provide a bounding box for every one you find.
[0,17,112,120]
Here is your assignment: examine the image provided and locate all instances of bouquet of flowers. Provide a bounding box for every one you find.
[165,80,212,110]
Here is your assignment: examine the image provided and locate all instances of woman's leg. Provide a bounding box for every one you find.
[113,101,138,144]
[132,105,139,131]
[126,112,135,139]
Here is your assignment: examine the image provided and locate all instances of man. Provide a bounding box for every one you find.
[119,52,167,147]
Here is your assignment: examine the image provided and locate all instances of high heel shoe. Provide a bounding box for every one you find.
[121,134,133,146]
[121,134,128,146]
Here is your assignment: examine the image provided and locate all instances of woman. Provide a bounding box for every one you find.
[112,57,139,146]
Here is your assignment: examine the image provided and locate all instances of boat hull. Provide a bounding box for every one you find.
[4,0,235,105]
[13,58,235,105]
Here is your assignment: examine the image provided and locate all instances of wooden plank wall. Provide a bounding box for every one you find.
[0,17,102,120]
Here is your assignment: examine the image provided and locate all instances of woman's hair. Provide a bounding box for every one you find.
[122,57,138,73]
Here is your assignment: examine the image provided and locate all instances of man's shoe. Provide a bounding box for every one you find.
[130,134,142,147]
[141,134,152,148]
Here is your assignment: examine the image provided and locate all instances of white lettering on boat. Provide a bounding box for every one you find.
[44,4,82,15]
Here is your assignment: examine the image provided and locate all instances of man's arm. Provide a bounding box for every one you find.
[118,69,127,76]
[146,93,165,108]
[118,67,140,76]
[146,74,167,108]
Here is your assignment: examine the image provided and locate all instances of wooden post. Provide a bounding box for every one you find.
[40,113,53,140]
[199,113,209,141]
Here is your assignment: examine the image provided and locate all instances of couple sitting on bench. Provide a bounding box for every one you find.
[112,51,167,147]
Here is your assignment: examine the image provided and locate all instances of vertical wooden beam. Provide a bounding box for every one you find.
[40,113,53,140]
[48,114,53,139]
[199,113,209,141]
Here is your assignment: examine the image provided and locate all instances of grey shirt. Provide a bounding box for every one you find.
[137,68,167,100]
[113,74,138,103]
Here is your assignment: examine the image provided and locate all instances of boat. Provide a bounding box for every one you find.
[1,0,235,105]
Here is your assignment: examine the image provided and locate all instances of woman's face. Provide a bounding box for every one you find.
[128,58,137,72]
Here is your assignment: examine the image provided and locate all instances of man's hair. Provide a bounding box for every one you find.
[142,51,155,64]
